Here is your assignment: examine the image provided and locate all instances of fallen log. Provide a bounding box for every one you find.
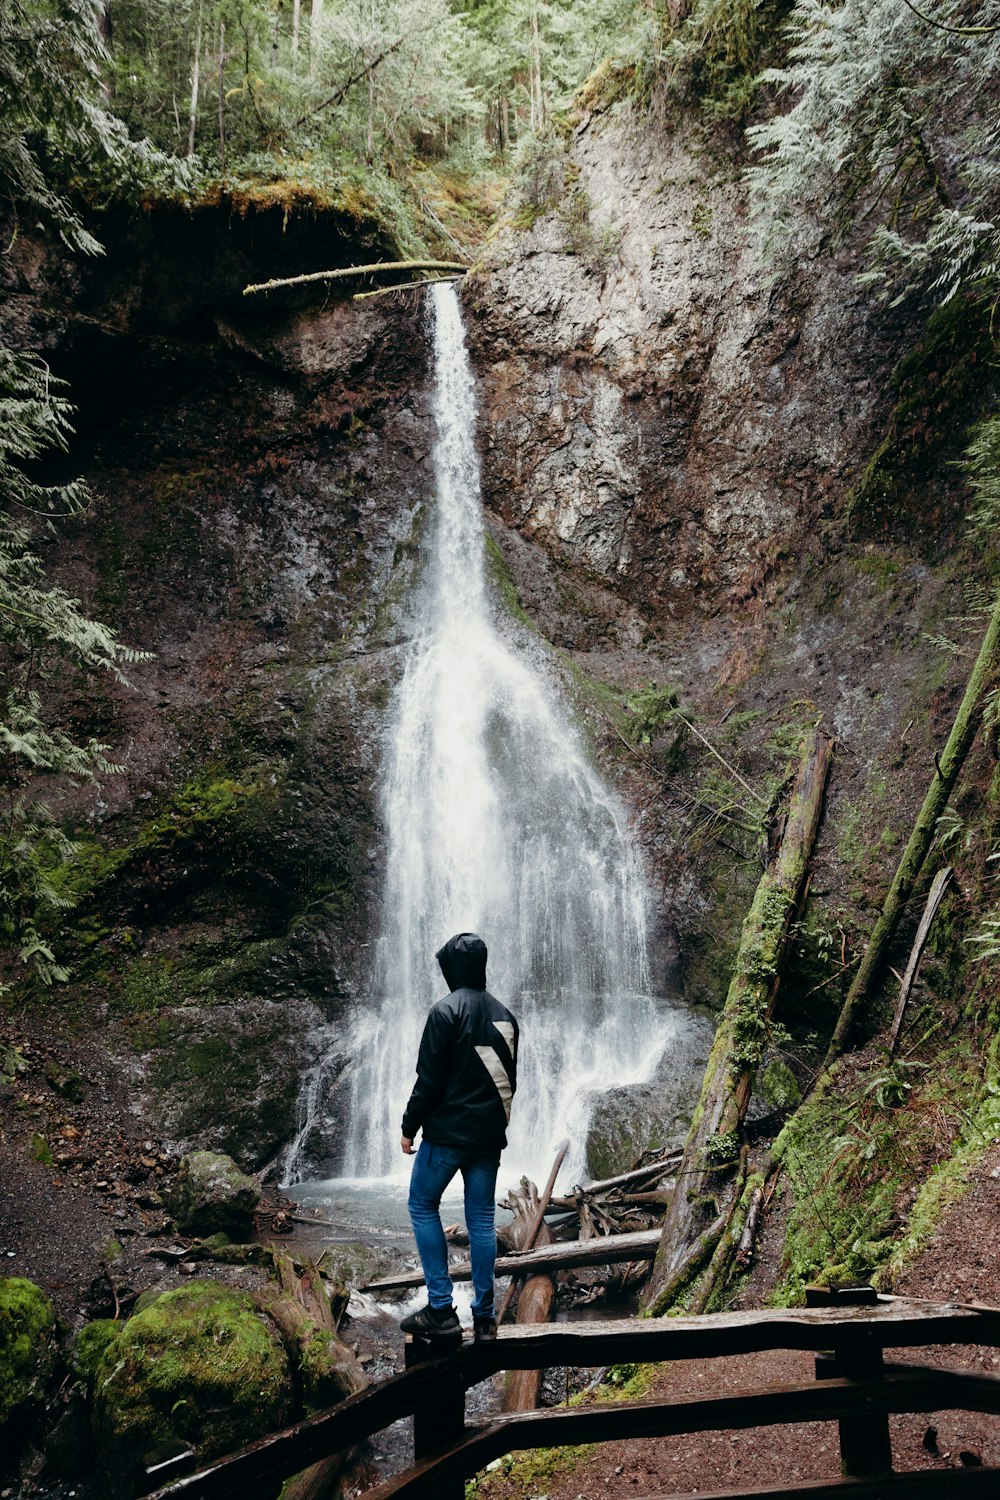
[501,1178,556,1413]
[243,259,468,298]
[496,1141,568,1326]
[573,1151,682,1196]
[263,1250,367,1500]
[644,727,833,1313]
[826,590,1000,1064]
[888,864,953,1055]
[362,1227,663,1292]
[735,1182,764,1270]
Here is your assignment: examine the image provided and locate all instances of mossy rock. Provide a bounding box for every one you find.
[93,1280,292,1482]
[316,1242,403,1289]
[169,1150,261,1238]
[0,1277,59,1426]
[296,1324,365,1414]
[72,1319,123,1391]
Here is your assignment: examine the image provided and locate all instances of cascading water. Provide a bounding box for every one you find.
[335,282,667,1186]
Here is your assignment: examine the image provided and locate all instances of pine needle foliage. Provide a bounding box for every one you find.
[747,0,1000,305]
[662,0,792,121]
[0,0,152,989]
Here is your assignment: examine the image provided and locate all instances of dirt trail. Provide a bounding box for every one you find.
[478,1146,1000,1499]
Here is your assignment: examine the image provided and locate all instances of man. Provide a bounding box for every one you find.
[399,932,518,1342]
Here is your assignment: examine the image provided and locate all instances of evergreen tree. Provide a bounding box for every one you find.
[0,0,149,986]
[746,0,1000,306]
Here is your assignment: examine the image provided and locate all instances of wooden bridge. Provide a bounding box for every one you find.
[145,1287,1000,1500]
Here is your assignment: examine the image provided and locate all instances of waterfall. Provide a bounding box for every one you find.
[337,283,666,1186]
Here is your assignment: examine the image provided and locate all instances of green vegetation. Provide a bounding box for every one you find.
[850,298,997,523]
[771,1021,995,1304]
[662,0,792,121]
[484,533,534,631]
[0,1278,58,1425]
[93,1280,292,1471]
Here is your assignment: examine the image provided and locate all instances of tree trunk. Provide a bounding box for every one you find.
[187,8,202,158]
[826,593,1000,1064]
[264,1251,367,1500]
[501,1179,555,1413]
[309,0,324,76]
[644,728,833,1313]
[888,865,953,1055]
[217,19,226,174]
[529,5,543,133]
[292,0,301,57]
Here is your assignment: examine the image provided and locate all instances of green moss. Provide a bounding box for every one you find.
[0,1277,58,1424]
[30,1132,54,1166]
[93,1280,292,1473]
[45,1060,84,1101]
[759,1059,803,1113]
[484,533,534,631]
[560,654,632,739]
[770,1035,985,1305]
[850,295,997,523]
[854,552,902,589]
[72,1320,122,1391]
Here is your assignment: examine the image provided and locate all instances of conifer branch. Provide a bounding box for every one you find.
[898,0,1000,35]
[243,260,468,296]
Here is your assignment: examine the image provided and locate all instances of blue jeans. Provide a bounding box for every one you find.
[407,1141,500,1318]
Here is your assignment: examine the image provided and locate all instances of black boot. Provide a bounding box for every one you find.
[473,1314,497,1342]
[399,1303,461,1338]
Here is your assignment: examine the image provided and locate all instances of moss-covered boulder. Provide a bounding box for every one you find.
[93,1280,291,1483]
[584,1004,715,1178]
[0,1277,58,1426]
[169,1150,260,1237]
[72,1319,123,1391]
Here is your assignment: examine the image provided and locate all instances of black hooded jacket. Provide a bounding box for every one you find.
[401,933,518,1153]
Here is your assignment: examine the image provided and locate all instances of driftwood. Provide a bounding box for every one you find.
[264,1251,367,1500]
[362,1227,663,1292]
[735,1183,765,1270]
[496,1141,568,1326]
[888,865,953,1055]
[644,728,833,1314]
[243,260,468,298]
[501,1179,556,1413]
[353,277,463,301]
[827,592,1000,1063]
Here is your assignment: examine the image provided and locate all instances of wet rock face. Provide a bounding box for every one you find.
[465,111,907,618]
[3,205,436,1171]
[584,1003,716,1178]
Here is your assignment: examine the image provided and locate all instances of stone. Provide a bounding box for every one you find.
[169,1151,261,1238]
[71,1319,122,1391]
[0,1277,58,1426]
[584,1003,715,1179]
[92,1280,292,1487]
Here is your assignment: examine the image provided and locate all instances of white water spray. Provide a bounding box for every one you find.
[333,284,665,1186]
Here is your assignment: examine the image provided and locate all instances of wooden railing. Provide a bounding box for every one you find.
[145,1288,1000,1500]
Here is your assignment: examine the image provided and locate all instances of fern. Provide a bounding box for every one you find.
[746,0,1000,303]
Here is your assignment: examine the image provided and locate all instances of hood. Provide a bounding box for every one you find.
[436,932,488,991]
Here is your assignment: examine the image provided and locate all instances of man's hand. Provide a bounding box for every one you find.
[401,1136,415,1155]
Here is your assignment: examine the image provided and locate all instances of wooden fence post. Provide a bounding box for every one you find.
[806,1283,893,1478]
[404,1337,466,1500]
